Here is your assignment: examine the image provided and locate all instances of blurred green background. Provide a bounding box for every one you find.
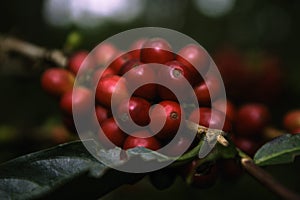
[0,0,300,199]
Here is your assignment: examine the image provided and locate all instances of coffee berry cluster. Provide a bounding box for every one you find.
[40,38,285,189]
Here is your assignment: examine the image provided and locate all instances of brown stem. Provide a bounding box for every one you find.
[0,35,67,67]
[241,157,300,200]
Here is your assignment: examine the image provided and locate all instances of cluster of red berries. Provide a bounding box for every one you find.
[214,47,283,104]
[41,37,234,156]
[41,38,289,189]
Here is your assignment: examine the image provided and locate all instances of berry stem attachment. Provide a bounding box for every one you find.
[0,35,67,67]
[185,120,229,147]
[240,155,300,200]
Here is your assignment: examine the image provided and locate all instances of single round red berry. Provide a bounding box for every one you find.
[60,87,93,116]
[217,158,243,180]
[116,97,151,131]
[99,117,126,148]
[41,68,74,97]
[93,42,118,66]
[129,38,147,59]
[108,52,132,74]
[235,104,270,137]
[189,107,232,132]
[283,110,300,133]
[122,61,157,101]
[149,101,182,139]
[95,75,129,108]
[212,99,236,122]
[140,38,174,64]
[193,73,221,106]
[95,105,110,124]
[176,44,210,79]
[92,67,115,86]
[123,130,161,151]
[68,51,89,75]
[157,60,196,101]
[231,136,262,157]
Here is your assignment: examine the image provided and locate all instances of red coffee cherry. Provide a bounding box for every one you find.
[60,87,93,116]
[95,105,110,124]
[122,61,157,101]
[99,117,126,148]
[189,107,232,132]
[235,103,270,137]
[92,67,115,86]
[123,130,161,151]
[95,75,129,108]
[290,127,300,135]
[217,158,243,180]
[157,60,196,101]
[231,136,262,157]
[283,110,300,133]
[41,68,74,97]
[176,44,210,80]
[129,38,147,59]
[149,101,182,139]
[93,42,118,66]
[193,73,221,106]
[140,38,174,64]
[116,97,151,131]
[68,51,89,75]
[212,99,236,122]
[108,52,132,74]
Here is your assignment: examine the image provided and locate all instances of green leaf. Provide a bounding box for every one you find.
[254,134,300,166]
[0,140,143,200]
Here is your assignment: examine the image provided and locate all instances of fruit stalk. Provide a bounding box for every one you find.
[241,157,300,200]
[0,35,67,67]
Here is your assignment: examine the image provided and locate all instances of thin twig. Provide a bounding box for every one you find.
[0,35,67,67]
[241,157,300,200]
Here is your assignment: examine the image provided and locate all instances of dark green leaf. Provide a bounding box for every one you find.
[254,134,300,166]
[0,140,143,200]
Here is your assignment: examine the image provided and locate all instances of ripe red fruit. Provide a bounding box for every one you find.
[235,104,270,137]
[108,52,132,74]
[129,38,147,59]
[122,61,157,100]
[217,158,243,180]
[60,87,93,116]
[41,68,74,97]
[283,110,300,133]
[193,73,222,106]
[213,47,252,100]
[149,101,182,139]
[176,44,210,80]
[212,99,236,122]
[116,97,151,132]
[123,130,161,150]
[140,38,174,64]
[231,136,262,157]
[95,75,129,108]
[99,118,126,148]
[68,51,89,75]
[95,105,110,124]
[157,60,196,101]
[93,42,118,66]
[189,107,232,132]
[92,67,115,86]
